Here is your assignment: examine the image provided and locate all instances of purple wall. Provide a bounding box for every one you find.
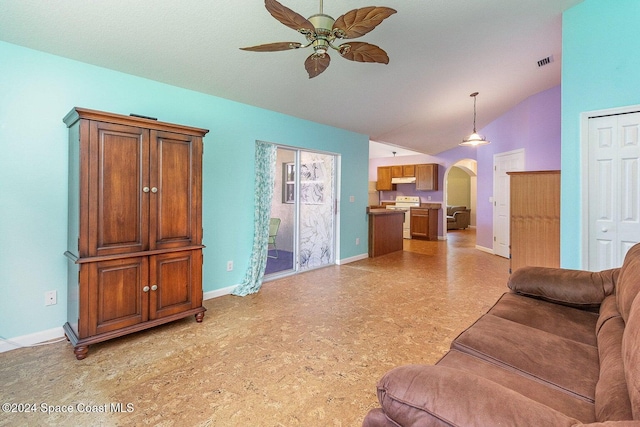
[475,85,561,249]
[369,85,561,248]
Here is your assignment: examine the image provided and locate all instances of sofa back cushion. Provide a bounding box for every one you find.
[446,206,466,216]
[622,286,640,420]
[616,243,640,323]
[618,242,640,419]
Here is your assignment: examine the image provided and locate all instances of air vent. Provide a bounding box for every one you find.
[537,55,554,67]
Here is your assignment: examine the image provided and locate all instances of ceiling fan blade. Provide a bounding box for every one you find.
[240,42,303,52]
[304,53,331,79]
[338,42,389,64]
[332,7,397,39]
[265,0,316,35]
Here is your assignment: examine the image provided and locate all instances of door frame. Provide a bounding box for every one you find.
[442,159,477,241]
[580,104,640,268]
[265,145,340,280]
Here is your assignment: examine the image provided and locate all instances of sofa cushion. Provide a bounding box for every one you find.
[595,297,632,421]
[374,364,583,427]
[489,292,598,346]
[437,350,596,422]
[508,266,618,309]
[622,285,640,420]
[616,243,640,323]
[451,314,599,401]
[361,408,398,427]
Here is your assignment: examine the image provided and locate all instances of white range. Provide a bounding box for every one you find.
[385,196,421,239]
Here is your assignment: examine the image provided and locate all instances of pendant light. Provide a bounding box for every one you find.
[460,92,490,146]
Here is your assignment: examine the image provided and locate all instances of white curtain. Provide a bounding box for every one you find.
[232,141,277,296]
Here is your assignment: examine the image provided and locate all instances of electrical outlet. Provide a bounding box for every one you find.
[45,290,57,306]
[226,261,233,271]
[356,237,360,245]
[349,196,355,202]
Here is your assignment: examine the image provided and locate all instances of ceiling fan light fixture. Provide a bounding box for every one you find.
[460,92,490,147]
[240,0,396,78]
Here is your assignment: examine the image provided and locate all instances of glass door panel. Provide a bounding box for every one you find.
[264,148,296,276]
[298,151,335,270]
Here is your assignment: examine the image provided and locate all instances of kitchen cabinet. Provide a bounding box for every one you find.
[391,164,415,178]
[368,209,404,257]
[376,166,394,191]
[415,164,439,191]
[410,207,439,240]
[508,170,560,273]
[63,107,208,360]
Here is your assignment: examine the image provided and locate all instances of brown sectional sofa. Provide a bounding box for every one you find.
[363,243,640,426]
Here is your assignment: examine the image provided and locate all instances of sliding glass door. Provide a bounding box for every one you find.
[265,147,336,277]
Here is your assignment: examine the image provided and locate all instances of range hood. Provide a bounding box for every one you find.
[391,177,417,184]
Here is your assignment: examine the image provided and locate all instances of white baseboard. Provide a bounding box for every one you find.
[1,287,237,355]
[0,326,65,354]
[203,285,237,300]
[476,245,494,254]
[337,253,368,265]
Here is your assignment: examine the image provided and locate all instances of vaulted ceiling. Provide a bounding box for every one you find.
[0,0,582,155]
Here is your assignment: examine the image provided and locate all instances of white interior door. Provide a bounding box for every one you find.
[493,149,525,258]
[588,112,640,270]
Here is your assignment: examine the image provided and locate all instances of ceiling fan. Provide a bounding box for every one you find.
[240,0,397,79]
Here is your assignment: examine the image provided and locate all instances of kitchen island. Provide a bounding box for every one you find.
[367,209,405,257]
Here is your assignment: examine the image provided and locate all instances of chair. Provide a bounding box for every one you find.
[268,218,281,258]
[446,206,471,230]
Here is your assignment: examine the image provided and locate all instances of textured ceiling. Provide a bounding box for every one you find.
[0,0,582,156]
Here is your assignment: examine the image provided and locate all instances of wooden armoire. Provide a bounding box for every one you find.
[63,108,208,360]
[507,170,560,273]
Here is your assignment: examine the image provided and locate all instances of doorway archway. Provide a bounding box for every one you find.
[443,159,477,241]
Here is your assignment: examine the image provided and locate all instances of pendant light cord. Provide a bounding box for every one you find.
[471,92,478,132]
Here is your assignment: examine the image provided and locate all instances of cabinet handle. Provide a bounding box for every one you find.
[143,286,150,292]
[151,187,158,193]
[151,285,158,291]
[143,187,150,193]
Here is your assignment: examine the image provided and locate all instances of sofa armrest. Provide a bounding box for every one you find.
[375,365,582,427]
[508,266,619,308]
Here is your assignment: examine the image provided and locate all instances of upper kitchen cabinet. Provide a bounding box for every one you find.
[415,164,439,191]
[376,166,394,191]
[391,165,415,178]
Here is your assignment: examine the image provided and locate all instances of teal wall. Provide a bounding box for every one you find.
[561,0,640,268]
[0,41,369,339]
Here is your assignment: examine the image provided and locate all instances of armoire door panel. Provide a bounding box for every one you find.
[89,121,150,256]
[149,251,200,319]
[90,257,149,336]
[149,131,201,250]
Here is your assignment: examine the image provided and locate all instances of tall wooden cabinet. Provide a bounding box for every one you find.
[508,171,560,273]
[63,108,209,360]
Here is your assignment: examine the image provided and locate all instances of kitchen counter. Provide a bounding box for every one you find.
[367,209,404,257]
